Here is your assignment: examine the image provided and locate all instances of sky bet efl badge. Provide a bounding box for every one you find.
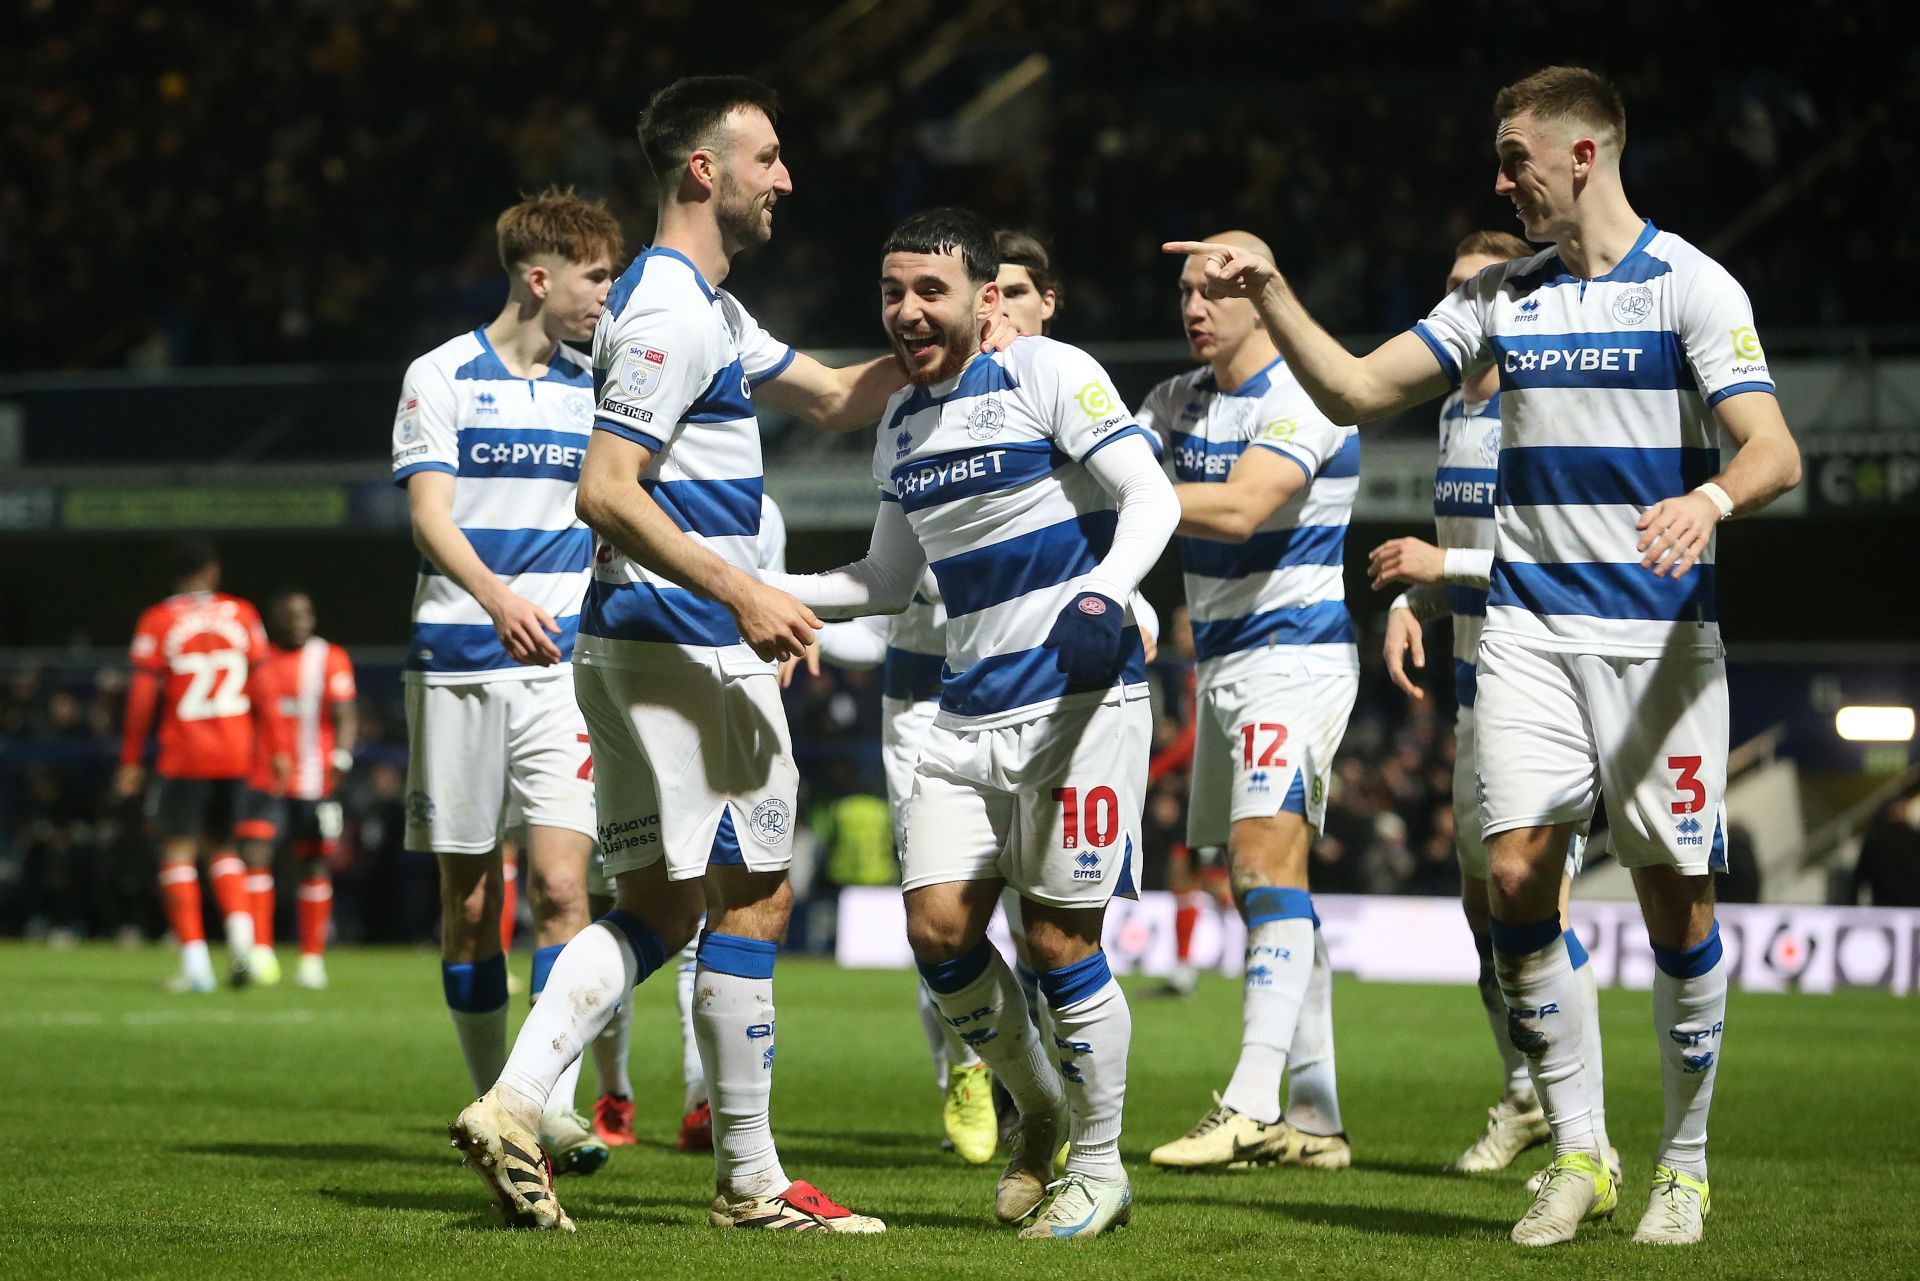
[621,344,667,397]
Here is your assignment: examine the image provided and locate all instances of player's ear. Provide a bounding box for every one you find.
[975,279,1001,321]
[1569,135,1598,176]
[1040,289,1058,322]
[688,148,718,196]
[524,262,550,301]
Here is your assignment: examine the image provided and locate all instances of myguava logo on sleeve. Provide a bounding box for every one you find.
[1074,381,1116,420]
[1259,418,1298,444]
[1729,326,1764,362]
[620,344,668,397]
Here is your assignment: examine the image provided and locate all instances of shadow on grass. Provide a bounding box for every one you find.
[1157,1191,1498,1240]
[316,1184,502,1229]
[761,1128,958,1169]
[178,1141,446,1167]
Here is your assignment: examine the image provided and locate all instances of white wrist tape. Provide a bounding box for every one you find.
[1693,481,1735,520]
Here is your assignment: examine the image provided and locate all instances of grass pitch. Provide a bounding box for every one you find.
[2,942,1914,1279]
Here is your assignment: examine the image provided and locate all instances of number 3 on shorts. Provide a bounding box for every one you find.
[1239,722,1288,770]
[1668,754,1705,814]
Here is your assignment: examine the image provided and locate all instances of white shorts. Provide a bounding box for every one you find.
[1475,637,1729,875]
[903,697,1151,908]
[404,670,595,855]
[881,695,938,844]
[1454,705,1587,882]
[576,658,798,882]
[1188,665,1358,846]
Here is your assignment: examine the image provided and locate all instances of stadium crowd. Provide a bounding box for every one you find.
[6,0,1910,371]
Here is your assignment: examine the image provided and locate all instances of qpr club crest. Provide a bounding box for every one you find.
[966,394,1005,441]
[749,797,793,845]
[563,391,592,426]
[1611,284,1655,326]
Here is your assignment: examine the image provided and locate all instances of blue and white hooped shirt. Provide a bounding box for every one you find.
[1413,221,1774,658]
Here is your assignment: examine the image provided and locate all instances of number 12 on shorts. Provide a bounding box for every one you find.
[1240,722,1288,770]
[1052,786,1120,851]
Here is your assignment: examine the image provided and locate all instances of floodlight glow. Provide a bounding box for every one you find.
[1834,706,1916,743]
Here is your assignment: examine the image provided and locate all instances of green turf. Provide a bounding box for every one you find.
[2,943,1914,1278]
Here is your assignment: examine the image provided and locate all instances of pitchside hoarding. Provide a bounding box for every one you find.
[835,889,1919,995]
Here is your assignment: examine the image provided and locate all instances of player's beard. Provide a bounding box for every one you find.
[892,321,976,387]
[716,172,773,252]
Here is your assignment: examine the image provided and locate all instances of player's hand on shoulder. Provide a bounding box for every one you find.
[113,763,144,799]
[1162,240,1279,300]
[1383,606,1426,703]
[1368,536,1444,589]
[486,590,563,666]
[979,309,1019,354]
[1635,492,1720,580]
[730,581,820,663]
[1044,590,1127,687]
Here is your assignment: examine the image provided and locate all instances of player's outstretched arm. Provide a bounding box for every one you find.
[577,431,819,660]
[758,353,908,433]
[758,499,927,618]
[1635,391,1802,579]
[1164,241,1453,423]
[407,471,562,666]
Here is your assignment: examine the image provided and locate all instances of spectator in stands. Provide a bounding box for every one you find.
[1853,791,1920,907]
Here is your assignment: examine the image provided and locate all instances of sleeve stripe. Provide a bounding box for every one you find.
[592,417,666,452]
[747,346,797,388]
[1706,380,1775,407]
[1081,423,1153,460]
[1410,323,1462,389]
[1248,440,1314,481]
[392,460,456,487]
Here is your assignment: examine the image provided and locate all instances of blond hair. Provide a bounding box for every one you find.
[1453,230,1533,262]
[496,186,624,272]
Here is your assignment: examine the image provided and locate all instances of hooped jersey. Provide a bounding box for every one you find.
[875,336,1153,729]
[126,592,267,779]
[1433,388,1501,707]
[1412,221,1774,657]
[1138,355,1359,684]
[579,247,795,671]
[249,638,356,799]
[391,328,596,682]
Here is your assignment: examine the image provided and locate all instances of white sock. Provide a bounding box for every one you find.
[545,1056,584,1120]
[591,996,633,1100]
[1652,923,1728,1181]
[1040,950,1130,1182]
[918,940,1064,1122]
[692,932,788,1198]
[497,912,666,1115]
[915,980,952,1089]
[224,910,254,958]
[1568,929,1611,1157]
[443,954,509,1095]
[676,937,705,1112]
[180,939,214,985]
[1492,917,1593,1157]
[1474,929,1533,1099]
[1220,889,1316,1124]
[1283,926,1343,1135]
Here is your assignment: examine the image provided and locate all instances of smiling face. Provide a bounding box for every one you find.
[1494,110,1584,244]
[881,248,996,386]
[711,106,792,254]
[995,263,1056,336]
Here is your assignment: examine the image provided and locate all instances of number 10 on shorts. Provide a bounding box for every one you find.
[1052,786,1120,851]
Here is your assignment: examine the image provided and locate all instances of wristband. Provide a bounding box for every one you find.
[1390,593,1414,615]
[1693,482,1735,520]
[330,748,355,773]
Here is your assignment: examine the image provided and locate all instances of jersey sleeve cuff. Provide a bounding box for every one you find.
[1410,323,1462,389]
[1080,423,1153,461]
[592,417,666,451]
[392,460,456,487]
[746,346,796,388]
[1248,439,1314,481]
[1706,381,1775,407]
